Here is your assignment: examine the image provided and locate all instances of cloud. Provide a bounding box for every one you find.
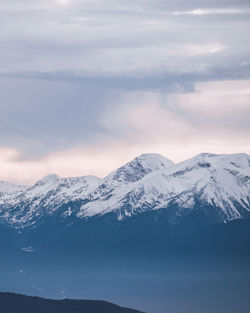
[0,146,133,184]
[0,0,249,182]
[0,77,114,157]
[101,79,250,158]
[172,8,250,16]
[0,0,249,78]
[1,79,249,184]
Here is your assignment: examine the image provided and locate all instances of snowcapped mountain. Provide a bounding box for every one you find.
[104,153,175,185]
[0,153,249,228]
[0,181,28,203]
[79,153,249,223]
[0,174,100,227]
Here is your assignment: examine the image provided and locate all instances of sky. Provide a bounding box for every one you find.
[0,0,250,184]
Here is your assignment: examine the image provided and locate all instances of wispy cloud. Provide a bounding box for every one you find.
[172,8,250,16]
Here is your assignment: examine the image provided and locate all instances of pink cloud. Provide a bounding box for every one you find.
[1,80,249,184]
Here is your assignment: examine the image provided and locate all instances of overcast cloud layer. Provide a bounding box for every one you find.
[0,0,250,183]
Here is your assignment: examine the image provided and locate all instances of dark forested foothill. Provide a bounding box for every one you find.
[0,293,145,313]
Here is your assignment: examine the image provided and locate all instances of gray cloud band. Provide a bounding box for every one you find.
[0,0,249,160]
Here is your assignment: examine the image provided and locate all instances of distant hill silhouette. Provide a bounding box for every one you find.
[0,292,145,313]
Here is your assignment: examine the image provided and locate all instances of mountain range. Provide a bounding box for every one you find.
[0,152,249,229]
[0,152,250,313]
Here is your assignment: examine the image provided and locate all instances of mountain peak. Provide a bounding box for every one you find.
[35,173,61,186]
[136,153,174,168]
[189,152,250,169]
[138,152,167,158]
[105,153,174,185]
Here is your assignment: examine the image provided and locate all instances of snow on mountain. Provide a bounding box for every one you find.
[0,181,27,194]
[105,153,175,185]
[86,153,175,206]
[24,174,100,201]
[78,153,250,223]
[0,174,100,226]
[0,153,249,227]
[0,181,28,205]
